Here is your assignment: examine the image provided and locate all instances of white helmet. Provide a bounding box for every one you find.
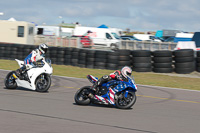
[39,43,48,54]
[121,66,132,79]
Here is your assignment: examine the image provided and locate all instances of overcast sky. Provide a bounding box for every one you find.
[1,0,200,32]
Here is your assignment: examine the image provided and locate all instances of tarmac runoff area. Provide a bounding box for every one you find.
[0,69,200,133]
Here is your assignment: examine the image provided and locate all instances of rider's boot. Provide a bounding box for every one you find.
[88,81,99,98]
[88,76,108,98]
[15,68,23,80]
[15,66,26,80]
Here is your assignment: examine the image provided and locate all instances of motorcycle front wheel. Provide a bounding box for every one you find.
[74,86,91,105]
[115,91,136,109]
[4,71,17,89]
[35,74,51,92]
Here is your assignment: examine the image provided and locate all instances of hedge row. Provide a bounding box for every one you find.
[0,44,199,74]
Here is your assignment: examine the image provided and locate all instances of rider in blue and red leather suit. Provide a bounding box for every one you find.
[90,66,132,96]
[91,70,123,93]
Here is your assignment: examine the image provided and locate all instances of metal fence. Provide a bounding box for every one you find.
[34,36,177,51]
[120,40,177,51]
[34,35,81,48]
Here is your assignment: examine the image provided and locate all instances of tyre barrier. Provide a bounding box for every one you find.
[107,51,119,70]
[0,43,200,74]
[78,49,87,68]
[86,50,95,68]
[64,47,72,65]
[196,51,200,72]
[56,47,65,65]
[94,50,108,69]
[131,50,152,72]
[118,50,131,70]
[152,50,173,73]
[0,44,6,59]
[173,49,195,74]
[70,48,79,66]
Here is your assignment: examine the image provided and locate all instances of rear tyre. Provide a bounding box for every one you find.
[115,91,136,109]
[74,86,91,105]
[4,71,17,89]
[35,74,51,92]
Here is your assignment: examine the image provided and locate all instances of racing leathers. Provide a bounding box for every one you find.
[24,49,44,69]
[91,70,123,93]
[15,49,44,79]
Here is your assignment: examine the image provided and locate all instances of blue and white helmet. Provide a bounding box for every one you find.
[39,43,48,54]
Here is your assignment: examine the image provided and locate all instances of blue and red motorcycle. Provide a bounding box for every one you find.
[74,74,137,109]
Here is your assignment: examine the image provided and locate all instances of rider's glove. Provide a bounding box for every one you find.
[33,61,37,66]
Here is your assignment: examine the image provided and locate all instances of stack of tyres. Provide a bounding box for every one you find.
[23,45,33,59]
[173,49,195,74]
[56,47,65,65]
[131,50,152,72]
[196,51,200,72]
[118,50,131,69]
[0,44,6,59]
[9,44,18,60]
[78,49,87,68]
[152,50,173,73]
[71,48,79,66]
[86,50,96,68]
[16,44,25,60]
[64,47,72,65]
[106,51,119,70]
[45,46,51,59]
[49,46,57,64]
[94,50,107,69]
[4,45,12,59]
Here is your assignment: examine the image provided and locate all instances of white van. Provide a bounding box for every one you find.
[133,34,162,42]
[73,26,120,49]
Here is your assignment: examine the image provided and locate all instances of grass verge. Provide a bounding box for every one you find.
[0,59,200,91]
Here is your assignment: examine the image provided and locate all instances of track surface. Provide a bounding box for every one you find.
[0,70,200,133]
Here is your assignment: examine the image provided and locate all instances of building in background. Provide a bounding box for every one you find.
[0,19,35,44]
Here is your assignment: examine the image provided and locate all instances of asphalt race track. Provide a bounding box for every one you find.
[0,69,200,133]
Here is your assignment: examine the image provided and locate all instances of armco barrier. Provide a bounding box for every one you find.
[0,43,199,74]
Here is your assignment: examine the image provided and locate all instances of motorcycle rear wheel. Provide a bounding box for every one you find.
[35,74,51,92]
[4,71,17,89]
[115,91,136,109]
[74,86,91,105]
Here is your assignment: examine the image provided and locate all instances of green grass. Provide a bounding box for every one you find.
[1,59,200,91]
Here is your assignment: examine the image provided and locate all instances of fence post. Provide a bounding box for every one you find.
[159,42,161,50]
[150,42,153,51]
[133,41,136,50]
[77,38,81,48]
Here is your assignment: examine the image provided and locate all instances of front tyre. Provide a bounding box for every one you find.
[4,71,17,89]
[74,86,91,105]
[115,91,136,109]
[35,74,51,92]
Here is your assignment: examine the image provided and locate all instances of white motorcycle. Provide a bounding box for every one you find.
[4,58,53,92]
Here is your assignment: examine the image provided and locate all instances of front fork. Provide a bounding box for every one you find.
[116,90,130,102]
[40,75,44,81]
